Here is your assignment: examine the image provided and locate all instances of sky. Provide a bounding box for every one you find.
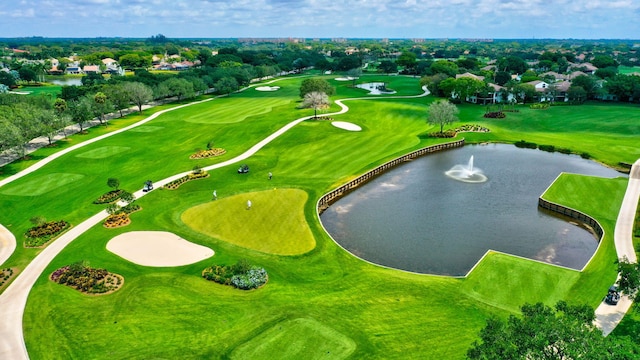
[0,0,639,39]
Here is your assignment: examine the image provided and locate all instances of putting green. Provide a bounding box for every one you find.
[75,146,130,159]
[0,173,85,196]
[181,188,315,255]
[230,318,356,360]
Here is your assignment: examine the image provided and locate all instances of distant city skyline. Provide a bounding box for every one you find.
[1,0,639,40]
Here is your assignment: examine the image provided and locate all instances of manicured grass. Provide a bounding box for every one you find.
[618,66,640,75]
[181,189,315,255]
[230,318,356,359]
[0,74,637,358]
[0,173,85,196]
[75,146,131,159]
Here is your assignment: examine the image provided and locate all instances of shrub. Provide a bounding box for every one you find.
[164,171,209,190]
[93,189,124,204]
[50,262,123,294]
[483,111,506,119]
[427,130,457,138]
[189,148,226,159]
[530,103,550,109]
[24,220,70,247]
[557,147,572,154]
[538,144,555,152]
[514,140,537,149]
[580,152,591,159]
[202,259,268,290]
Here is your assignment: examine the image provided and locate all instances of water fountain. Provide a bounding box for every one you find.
[445,155,487,183]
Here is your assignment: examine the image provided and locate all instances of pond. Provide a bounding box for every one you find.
[320,144,625,276]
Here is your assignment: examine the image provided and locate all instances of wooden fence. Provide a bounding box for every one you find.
[538,198,604,239]
[317,139,465,214]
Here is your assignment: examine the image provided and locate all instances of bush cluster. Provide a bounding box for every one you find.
[202,259,268,290]
[483,111,506,119]
[24,220,70,247]
[189,148,226,159]
[513,140,591,159]
[50,262,122,294]
[103,213,130,228]
[529,103,550,110]
[164,171,209,190]
[455,124,490,133]
[427,130,457,138]
[93,189,124,204]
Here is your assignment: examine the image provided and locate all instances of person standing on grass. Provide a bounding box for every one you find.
[212,190,217,200]
[247,200,252,210]
[268,172,272,180]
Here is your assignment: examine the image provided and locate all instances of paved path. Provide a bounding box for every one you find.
[0,87,428,359]
[594,158,640,335]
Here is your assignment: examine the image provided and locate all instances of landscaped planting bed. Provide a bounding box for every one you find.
[24,220,70,247]
[0,268,15,288]
[164,171,209,190]
[50,262,123,294]
[93,189,124,204]
[189,148,226,159]
[103,213,131,228]
[202,259,268,290]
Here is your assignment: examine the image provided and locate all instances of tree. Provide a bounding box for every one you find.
[347,68,362,86]
[299,78,335,98]
[397,51,417,73]
[494,71,511,86]
[378,60,398,75]
[302,91,329,118]
[67,96,94,132]
[214,76,239,96]
[92,92,112,125]
[103,84,131,117]
[123,82,153,112]
[420,73,449,97]
[617,258,640,299]
[430,60,459,77]
[107,178,120,191]
[567,86,587,104]
[427,99,459,133]
[160,78,195,101]
[452,77,485,102]
[468,301,640,359]
[571,75,599,99]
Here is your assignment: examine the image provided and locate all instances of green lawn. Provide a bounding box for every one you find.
[0,75,638,359]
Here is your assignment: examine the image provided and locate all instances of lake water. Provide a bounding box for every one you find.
[320,144,625,276]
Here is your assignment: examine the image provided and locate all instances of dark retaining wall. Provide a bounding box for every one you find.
[317,139,465,214]
[538,198,604,239]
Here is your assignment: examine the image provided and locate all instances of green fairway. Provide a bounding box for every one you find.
[75,146,131,159]
[0,74,637,359]
[230,318,356,359]
[1,173,85,196]
[182,188,315,255]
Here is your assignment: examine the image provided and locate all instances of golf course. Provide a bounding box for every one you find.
[1,74,639,359]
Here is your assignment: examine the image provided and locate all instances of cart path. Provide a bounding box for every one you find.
[0,88,428,359]
[594,158,640,336]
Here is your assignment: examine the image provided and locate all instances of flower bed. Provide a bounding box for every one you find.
[202,259,268,290]
[93,189,124,204]
[103,213,131,228]
[454,124,490,133]
[24,220,70,247]
[189,148,226,159]
[50,263,123,295]
[0,267,15,288]
[164,171,210,190]
[427,130,457,138]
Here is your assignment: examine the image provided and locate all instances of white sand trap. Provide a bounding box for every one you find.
[334,77,355,81]
[107,231,214,267]
[255,86,280,91]
[332,121,362,131]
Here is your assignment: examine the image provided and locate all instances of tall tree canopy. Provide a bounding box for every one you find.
[427,99,459,133]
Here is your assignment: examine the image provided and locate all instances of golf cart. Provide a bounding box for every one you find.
[237,164,249,174]
[143,180,154,192]
[605,285,620,305]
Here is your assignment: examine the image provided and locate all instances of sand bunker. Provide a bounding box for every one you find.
[107,231,214,267]
[255,86,280,91]
[332,121,362,131]
[334,77,355,81]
